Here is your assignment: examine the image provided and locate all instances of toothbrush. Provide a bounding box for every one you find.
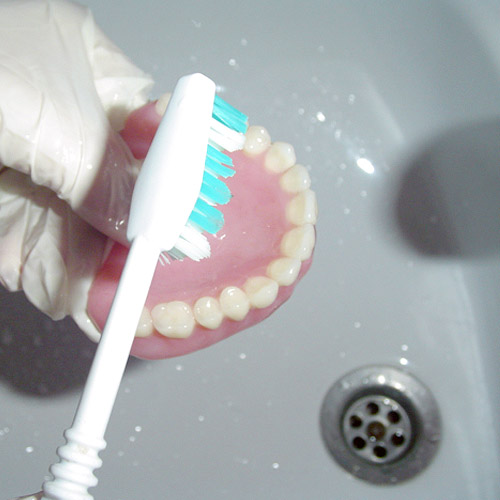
[39,73,248,500]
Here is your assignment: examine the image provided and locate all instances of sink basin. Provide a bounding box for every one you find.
[2,1,500,498]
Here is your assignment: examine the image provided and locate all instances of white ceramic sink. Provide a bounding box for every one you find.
[2,1,500,498]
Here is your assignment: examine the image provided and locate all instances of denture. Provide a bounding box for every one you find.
[87,99,317,359]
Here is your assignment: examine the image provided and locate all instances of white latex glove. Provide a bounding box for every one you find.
[0,0,154,335]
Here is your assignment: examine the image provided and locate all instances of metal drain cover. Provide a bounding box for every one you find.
[320,365,441,484]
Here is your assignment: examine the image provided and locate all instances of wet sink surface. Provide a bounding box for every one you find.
[2,1,500,499]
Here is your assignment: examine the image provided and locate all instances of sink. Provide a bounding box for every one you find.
[1,1,500,498]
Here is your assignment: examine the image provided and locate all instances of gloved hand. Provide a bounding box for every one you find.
[0,0,154,336]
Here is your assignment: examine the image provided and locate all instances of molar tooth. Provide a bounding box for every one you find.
[194,296,223,329]
[286,189,318,225]
[243,125,271,156]
[267,257,301,286]
[135,307,154,338]
[264,142,296,173]
[243,276,279,309]
[280,164,311,193]
[219,286,250,321]
[155,92,172,116]
[281,224,315,261]
[151,301,195,338]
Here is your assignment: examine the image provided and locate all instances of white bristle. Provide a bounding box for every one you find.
[209,117,246,152]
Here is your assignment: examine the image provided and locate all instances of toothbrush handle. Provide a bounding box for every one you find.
[43,235,159,500]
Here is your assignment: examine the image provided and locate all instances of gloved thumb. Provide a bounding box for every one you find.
[0,0,154,244]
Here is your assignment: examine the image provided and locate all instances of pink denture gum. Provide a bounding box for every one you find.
[87,102,317,359]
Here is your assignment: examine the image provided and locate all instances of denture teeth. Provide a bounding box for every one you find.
[280,164,311,193]
[264,142,296,173]
[219,286,250,321]
[266,257,301,286]
[243,276,279,309]
[194,296,224,329]
[281,224,316,261]
[155,92,172,116]
[151,301,195,338]
[135,307,154,338]
[243,125,271,156]
[286,189,318,225]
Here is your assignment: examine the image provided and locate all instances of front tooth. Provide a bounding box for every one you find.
[151,301,195,338]
[280,164,311,193]
[281,224,315,261]
[135,307,154,338]
[267,257,301,286]
[264,142,296,173]
[243,276,279,309]
[243,125,271,156]
[194,296,223,329]
[286,189,318,225]
[219,286,250,321]
[155,92,172,116]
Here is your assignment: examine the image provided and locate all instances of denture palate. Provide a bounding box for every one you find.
[88,101,317,359]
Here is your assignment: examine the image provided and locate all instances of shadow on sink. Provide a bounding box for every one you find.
[0,286,141,397]
[395,117,500,258]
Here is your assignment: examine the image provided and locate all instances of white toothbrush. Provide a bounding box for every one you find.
[34,73,248,500]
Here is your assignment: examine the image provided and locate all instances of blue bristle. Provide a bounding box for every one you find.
[205,145,235,178]
[189,199,224,234]
[185,91,247,244]
[201,170,232,205]
[213,95,248,134]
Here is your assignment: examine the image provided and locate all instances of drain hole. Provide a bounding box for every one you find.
[352,437,366,450]
[349,415,363,428]
[391,432,405,446]
[366,402,379,415]
[367,421,386,440]
[388,410,401,424]
[373,446,387,459]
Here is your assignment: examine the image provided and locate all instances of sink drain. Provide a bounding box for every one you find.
[320,365,441,484]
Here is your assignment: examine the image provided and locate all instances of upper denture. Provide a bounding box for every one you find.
[87,104,316,359]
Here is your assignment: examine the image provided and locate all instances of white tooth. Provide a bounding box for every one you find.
[266,257,301,286]
[280,164,311,193]
[243,125,271,156]
[151,301,195,338]
[219,286,250,321]
[264,142,296,174]
[155,92,172,116]
[281,224,315,261]
[135,307,154,338]
[194,296,224,329]
[286,189,318,225]
[243,276,279,309]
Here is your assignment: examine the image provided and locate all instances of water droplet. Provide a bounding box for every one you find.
[348,94,356,104]
[316,111,326,122]
[354,321,361,329]
[25,446,34,454]
[401,344,409,352]
[400,357,409,366]
[272,462,280,470]
[129,436,136,443]
[175,364,184,371]
[239,353,247,360]
[198,415,205,422]
[134,426,142,433]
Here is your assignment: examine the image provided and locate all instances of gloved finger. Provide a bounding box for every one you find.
[0,0,153,244]
[0,168,106,339]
